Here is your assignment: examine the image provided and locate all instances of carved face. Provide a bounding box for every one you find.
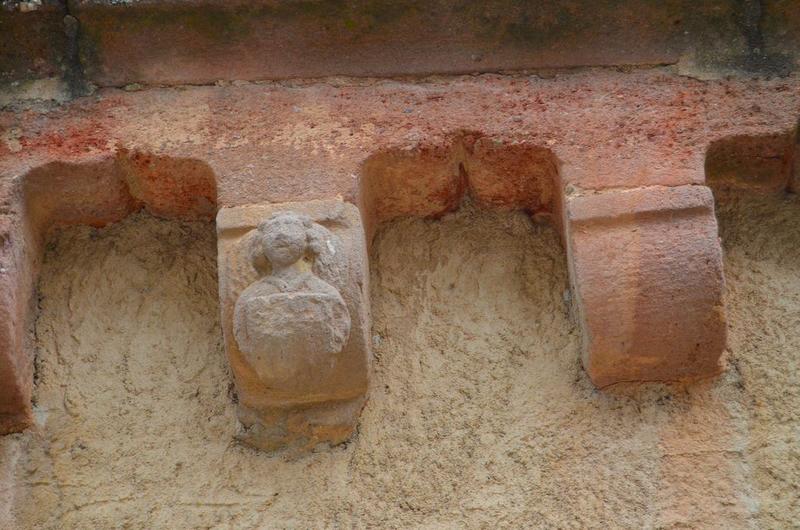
[260,213,309,267]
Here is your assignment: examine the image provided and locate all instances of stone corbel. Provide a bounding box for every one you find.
[216,199,370,452]
[562,184,727,387]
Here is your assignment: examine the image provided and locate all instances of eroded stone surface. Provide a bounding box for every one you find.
[233,212,352,384]
[58,0,800,86]
[3,71,799,204]
[0,1,67,84]
[0,71,797,433]
[0,214,35,434]
[564,184,727,387]
[217,200,369,452]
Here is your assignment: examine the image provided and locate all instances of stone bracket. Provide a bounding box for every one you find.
[216,199,370,452]
[563,184,727,387]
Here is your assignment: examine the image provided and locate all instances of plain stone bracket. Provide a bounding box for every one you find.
[216,199,370,452]
[561,184,727,388]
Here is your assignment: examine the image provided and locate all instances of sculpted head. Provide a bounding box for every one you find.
[257,212,314,267]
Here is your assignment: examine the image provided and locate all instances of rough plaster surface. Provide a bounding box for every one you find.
[0,196,798,528]
[715,191,800,528]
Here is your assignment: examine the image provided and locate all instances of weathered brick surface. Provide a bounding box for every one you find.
[564,185,726,387]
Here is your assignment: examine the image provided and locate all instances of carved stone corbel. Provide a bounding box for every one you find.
[216,200,370,452]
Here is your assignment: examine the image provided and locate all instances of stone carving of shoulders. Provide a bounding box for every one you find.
[233,212,351,382]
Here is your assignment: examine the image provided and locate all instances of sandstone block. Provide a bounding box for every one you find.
[705,133,795,193]
[463,137,558,213]
[217,200,370,452]
[563,185,726,387]
[0,1,67,83]
[69,0,796,86]
[0,215,34,434]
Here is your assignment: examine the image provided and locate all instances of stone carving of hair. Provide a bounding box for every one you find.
[248,212,338,278]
